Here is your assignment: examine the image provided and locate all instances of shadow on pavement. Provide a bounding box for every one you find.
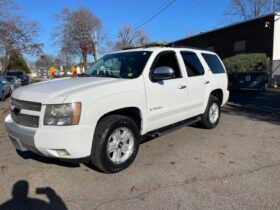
[222,106,280,126]
[229,90,280,113]
[16,150,80,168]
[0,180,67,210]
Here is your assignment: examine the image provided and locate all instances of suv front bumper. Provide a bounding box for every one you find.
[5,114,94,159]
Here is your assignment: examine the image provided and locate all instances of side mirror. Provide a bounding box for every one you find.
[151,66,175,81]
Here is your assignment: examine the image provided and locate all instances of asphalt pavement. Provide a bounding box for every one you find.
[228,89,280,113]
[1,100,280,210]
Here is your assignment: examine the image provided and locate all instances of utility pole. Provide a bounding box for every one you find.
[93,31,98,61]
[271,0,274,12]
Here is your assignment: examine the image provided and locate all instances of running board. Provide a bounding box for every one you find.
[143,116,201,140]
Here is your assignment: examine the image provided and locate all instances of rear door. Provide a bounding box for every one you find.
[201,53,228,92]
[180,51,209,115]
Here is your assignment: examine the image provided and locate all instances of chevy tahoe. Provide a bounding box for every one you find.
[5,46,229,173]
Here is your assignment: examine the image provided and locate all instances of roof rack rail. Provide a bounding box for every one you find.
[166,43,207,51]
[122,41,167,50]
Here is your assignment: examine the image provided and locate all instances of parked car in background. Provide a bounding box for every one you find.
[0,76,11,101]
[7,71,29,85]
[4,76,21,91]
[27,74,33,83]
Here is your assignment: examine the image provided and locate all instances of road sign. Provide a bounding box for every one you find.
[71,66,77,72]
[49,66,55,73]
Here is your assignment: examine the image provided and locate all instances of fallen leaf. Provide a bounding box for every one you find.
[222,180,228,184]
[130,185,138,193]
[0,166,8,171]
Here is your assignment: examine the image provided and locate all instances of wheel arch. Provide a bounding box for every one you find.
[97,107,143,132]
[210,89,223,105]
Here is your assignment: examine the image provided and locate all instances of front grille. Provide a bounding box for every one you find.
[11,98,42,111]
[10,98,41,128]
[11,111,39,128]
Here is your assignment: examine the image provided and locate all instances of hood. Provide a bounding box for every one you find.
[12,77,125,104]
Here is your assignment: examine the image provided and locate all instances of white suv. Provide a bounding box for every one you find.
[5,47,229,173]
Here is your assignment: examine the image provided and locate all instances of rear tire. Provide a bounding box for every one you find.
[199,95,221,129]
[90,115,140,173]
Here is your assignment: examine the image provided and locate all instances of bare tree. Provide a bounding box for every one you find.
[59,47,74,71]
[0,0,18,20]
[116,25,148,49]
[54,8,101,67]
[0,17,42,73]
[224,0,279,21]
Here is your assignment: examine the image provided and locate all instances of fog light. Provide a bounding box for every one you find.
[55,149,70,157]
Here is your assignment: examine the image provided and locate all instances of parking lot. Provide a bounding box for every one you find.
[1,99,280,210]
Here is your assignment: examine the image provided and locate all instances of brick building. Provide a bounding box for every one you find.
[170,12,280,83]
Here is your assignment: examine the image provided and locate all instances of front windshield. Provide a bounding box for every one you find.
[84,51,152,79]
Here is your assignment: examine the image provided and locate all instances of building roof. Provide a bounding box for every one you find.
[170,12,280,44]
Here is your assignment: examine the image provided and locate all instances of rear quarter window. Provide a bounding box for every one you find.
[202,53,225,74]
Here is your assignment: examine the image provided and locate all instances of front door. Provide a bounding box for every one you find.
[144,51,189,131]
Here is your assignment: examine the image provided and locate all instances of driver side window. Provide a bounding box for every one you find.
[152,52,181,78]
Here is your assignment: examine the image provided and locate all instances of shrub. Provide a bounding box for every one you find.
[223,53,268,74]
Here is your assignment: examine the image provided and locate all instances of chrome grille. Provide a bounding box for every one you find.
[10,111,39,128]
[10,98,41,128]
[11,98,42,111]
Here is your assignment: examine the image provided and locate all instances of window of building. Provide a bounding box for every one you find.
[234,40,246,54]
[180,52,204,77]
[202,53,225,74]
[205,46,215,51]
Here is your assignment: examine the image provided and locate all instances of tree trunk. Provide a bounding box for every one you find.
[82,50,87,69]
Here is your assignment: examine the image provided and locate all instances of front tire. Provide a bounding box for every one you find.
[199,95,221,129]
[90,115,140,173]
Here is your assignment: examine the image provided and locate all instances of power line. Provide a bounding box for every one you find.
[132,0,176,31]
[132,0,175,30]
[104,0,176,40]
[147,0,207,28]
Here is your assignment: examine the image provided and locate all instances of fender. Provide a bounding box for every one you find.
[85,91,148,136]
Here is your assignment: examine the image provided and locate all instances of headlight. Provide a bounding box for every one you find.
[44,103,81,126]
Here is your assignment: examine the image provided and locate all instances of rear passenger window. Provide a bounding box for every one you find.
[202,53,225,74]
[181,52,204,77]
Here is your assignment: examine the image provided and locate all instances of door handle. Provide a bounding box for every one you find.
[204,81,210,84]
[177,85,186,89]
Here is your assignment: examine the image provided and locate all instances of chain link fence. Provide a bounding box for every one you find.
[268,60,280,87]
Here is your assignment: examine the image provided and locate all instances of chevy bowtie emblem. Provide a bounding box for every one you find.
[13,107,21,116]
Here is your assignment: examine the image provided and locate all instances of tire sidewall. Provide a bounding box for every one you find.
[95,117,140,173]
[205,96,221,128]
